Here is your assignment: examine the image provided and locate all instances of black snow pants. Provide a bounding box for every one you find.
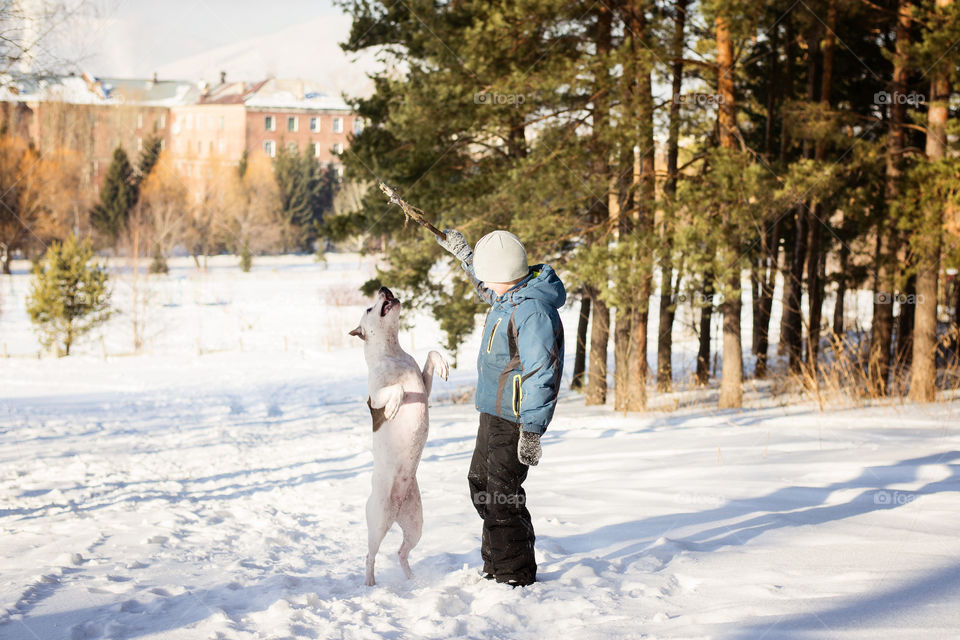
[467,412,536,585]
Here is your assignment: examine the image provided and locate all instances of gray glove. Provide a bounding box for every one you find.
[518,431,542,466]
[437,229,473,263]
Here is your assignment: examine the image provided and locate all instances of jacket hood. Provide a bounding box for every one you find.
[505,264,566,309]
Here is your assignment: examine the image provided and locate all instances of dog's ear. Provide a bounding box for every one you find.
[349,326,366,341]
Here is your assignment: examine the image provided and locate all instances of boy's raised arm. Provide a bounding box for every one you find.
[437,229,496,305]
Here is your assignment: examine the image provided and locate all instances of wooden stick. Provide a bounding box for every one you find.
[378,183,447,241]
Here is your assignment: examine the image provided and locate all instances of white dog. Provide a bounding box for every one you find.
[350,286,448,586]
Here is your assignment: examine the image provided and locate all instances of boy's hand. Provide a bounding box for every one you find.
[518,431,541,466]
[437,229,473,263]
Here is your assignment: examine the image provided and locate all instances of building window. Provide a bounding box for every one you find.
[160,139,166,151]
[287,141,297,153]
[353,118,364,135]
[186,165,192,177]
[287,116,298,132]
[137,137,143,151]
[197,141,203,154]
[159,114,166,129]
[137,113,143,129]
[219,116,225,130]
[209,141,214,153]
[312,142,321,157]
[334,164,344,180]
[332,142,343,155]
[264,140,276,157]
[332,117,343,133]
[310,117,320,132]
[265,115,275,131]
[218,139,226,154]
[186,114,193,129]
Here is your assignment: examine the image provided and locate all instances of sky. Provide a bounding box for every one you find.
[52,0,378,96]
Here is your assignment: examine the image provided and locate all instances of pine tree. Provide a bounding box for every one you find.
[715,5,744,409]
[90,146,136,245]
[138,136,163,183]
[909,0,958,401]
[274,147,337,251]
[27,235,112,356]
[335,0,594,356]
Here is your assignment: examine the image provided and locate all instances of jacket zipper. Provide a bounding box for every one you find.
[512,374,522,417]
[486,318,502,354]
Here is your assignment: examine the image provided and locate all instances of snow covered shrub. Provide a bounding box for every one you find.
[26,235,112,356]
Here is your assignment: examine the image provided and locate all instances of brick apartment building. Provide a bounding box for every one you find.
[0,73,358,200]
[169,77,358,197]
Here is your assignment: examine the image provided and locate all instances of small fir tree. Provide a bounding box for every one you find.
[149,242,168,274]
[90,146,136,244]
[27,235,112,356]
[239,235,253,272]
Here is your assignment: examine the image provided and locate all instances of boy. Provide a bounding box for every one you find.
[438,229,565,587]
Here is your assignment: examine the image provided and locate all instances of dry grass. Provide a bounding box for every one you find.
[789,328,960,410]
[323,284,369,308]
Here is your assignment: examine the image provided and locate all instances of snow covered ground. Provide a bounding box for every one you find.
[1,254,959,639]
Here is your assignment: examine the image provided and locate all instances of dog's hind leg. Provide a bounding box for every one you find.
[395,478,423,580]
[365,487,392,586]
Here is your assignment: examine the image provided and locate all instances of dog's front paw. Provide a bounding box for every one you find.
[432,352,449,381]
[384,385,404,421]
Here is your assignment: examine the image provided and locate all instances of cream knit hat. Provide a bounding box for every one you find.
[473,230,529,283]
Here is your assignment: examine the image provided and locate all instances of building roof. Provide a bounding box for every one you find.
[0,73,200,106]
[0,74,351,112]
[240,78,351,111]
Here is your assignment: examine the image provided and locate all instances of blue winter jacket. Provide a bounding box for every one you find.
[463,261,565,435]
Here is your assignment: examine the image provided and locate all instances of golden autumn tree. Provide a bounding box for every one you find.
[137,151,189,274]
[0,136,84,273]
[218,153,284,271]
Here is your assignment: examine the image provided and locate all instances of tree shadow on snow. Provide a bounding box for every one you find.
[539,451,960,579]
[726,560,960,638]
[6,571,373,639]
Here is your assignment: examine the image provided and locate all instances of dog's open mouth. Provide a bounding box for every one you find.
[379,287,401,317]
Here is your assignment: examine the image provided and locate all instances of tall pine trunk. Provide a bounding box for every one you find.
[615,0,655,412]
[716,13,743,409]
[585,4,614,407]
[777,22,796,358]
[586,286,610,405]
[571,294,591,390]
[786,25,820,371]
[806,0,836,371]
[871,0,910,395]
[753,21,780,379]
[896,273,917,377]
[910,0,951,401]
[657,0,688,393]
[696,276,714,385]
[832,227,851,338]
[755,219,780,378]
[612,139,636,411]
